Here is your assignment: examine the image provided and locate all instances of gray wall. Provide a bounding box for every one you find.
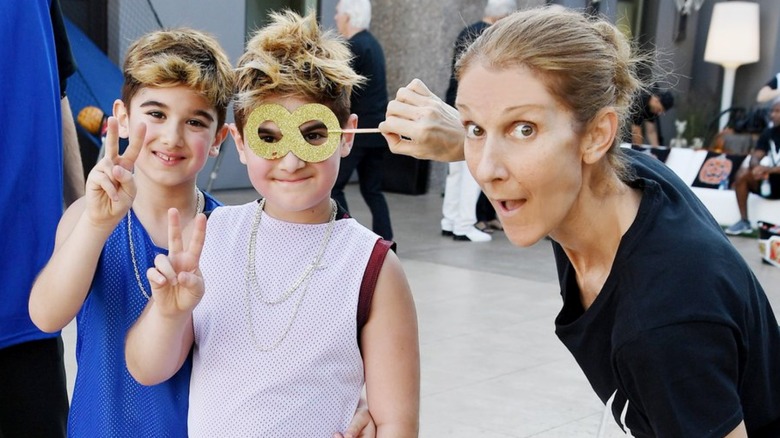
[109,0,251,190]
[323,0,546,192]
[106,0,780,190]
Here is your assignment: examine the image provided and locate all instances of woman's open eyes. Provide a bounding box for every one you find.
[511,123,534,139]
[465,123,484,138]
[465,122,535,139]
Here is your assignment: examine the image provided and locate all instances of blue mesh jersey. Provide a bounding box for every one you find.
[68,192,220,437]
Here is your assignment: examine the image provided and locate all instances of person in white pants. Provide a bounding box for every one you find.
[441,161,491,242]
[438,0,516,243]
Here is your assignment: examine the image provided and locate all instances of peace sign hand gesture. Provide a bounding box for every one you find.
[84,117,145,229]
[146,208,207,318]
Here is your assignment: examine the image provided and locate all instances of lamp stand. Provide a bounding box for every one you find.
[717,65,737,132]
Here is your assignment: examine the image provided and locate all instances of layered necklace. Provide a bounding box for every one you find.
[128,189,205,300]
[244,198,337,351]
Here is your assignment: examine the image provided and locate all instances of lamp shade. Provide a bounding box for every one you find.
[704,1,759,67]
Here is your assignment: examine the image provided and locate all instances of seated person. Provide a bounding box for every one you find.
[726,100,780,235]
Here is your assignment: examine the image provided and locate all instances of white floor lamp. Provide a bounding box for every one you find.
[703,1,760,132]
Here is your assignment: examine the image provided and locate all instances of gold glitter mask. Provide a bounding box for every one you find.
[244,103,342,163]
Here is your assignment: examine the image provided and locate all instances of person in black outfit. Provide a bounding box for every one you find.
[629,88,674,146]
[380,7,780,436]
[757,72,780,103]
[441,0,516,242]
[725,100,780,235]
[332,0,393,240]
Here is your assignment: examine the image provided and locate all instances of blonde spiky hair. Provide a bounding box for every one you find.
[233,10,365,133]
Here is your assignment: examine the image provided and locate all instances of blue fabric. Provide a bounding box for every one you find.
[63,17,123,148]
[0,0,65,350]
[68,193,220,437]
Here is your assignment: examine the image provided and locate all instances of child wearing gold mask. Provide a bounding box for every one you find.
[125,10,420,437]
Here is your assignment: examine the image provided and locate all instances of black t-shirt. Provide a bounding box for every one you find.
[755,125,780,164]
[347,30,387,148]
[765,74,779,91]
[630,92,656,127]
[445,20,490,107]
[554,149,780,437]
[51,0,77,94]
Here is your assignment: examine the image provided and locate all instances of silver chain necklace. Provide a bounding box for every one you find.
[244,198,337,351]
[128,189,204,300]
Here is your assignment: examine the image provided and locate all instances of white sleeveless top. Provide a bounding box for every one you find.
[191,201,379,437]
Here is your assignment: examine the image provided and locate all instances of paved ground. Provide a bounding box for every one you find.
[61,183,780,437]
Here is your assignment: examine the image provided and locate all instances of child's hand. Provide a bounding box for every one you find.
[146,208,207,317]
[84,117,144,228]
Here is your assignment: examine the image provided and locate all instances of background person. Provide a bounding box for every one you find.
[725,99,780,235]
[382,6,780,436]
[757,72,780,104]
[0,1,77,436]
[629,87,674,146]
[331,0,394,241]
[440,0,516,242]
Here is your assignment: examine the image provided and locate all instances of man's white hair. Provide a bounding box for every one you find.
[484,0,517,19]
[339,0,372,29]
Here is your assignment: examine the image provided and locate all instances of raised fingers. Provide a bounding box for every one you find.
[186,213,207,264]
[167,208,184,255]
[103,116,120,162]
[167,209,206,270]
[118,122,146,171]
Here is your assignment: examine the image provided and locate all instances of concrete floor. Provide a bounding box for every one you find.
[61,183,780,437]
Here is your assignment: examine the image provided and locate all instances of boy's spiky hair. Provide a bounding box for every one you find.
[121,28,235,126]
[233,10,365,133]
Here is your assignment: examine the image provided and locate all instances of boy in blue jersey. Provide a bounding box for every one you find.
[28,28,234,436]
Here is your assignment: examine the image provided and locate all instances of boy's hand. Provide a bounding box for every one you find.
[146,208,207,317]
[84,117,144,228]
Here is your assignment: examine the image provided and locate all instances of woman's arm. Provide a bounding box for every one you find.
[360,250,420,437]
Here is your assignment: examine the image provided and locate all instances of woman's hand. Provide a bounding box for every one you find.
[380,78,466,162]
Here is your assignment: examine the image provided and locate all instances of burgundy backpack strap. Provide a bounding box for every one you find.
[357,238,395,350]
